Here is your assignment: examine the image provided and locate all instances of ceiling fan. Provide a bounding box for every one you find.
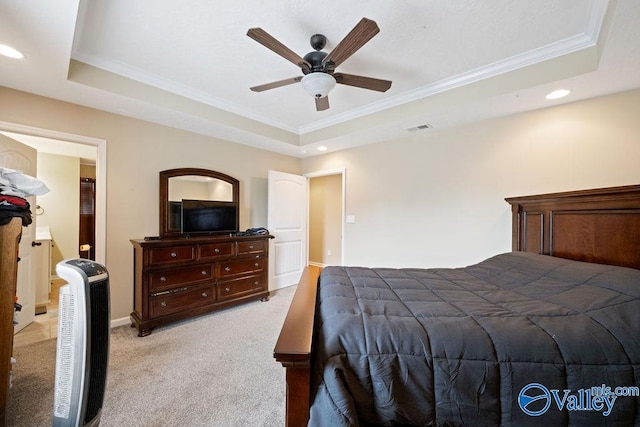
[247,18,392,111]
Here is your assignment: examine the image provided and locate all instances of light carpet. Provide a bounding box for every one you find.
[8,285,296,427]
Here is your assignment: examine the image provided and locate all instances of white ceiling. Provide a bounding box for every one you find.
[1,0,639,157]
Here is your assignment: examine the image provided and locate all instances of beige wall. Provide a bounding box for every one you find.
[0,87,301,321]
[36,152,80,271]
[80,164,96,179]
[309,174,342,266]
[302,89,640,268]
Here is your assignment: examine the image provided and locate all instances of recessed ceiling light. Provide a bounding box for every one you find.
[317,146,328,152]
[546,89,571,100]
[0,44,24,59]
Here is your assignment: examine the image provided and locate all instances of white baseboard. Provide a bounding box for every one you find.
[111,316,131,329]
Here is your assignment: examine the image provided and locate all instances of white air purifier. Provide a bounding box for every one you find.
[53,259,110,427]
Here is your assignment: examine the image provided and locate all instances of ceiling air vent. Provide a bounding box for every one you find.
[405,124,432,132]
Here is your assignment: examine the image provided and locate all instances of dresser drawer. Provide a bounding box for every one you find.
[199,242,235,259]
[149,265,213,291]
[150,285,215,317]
[218,275,265,302]
[218,257,264,278]
[149,246,195,264]
[237,240,265,255]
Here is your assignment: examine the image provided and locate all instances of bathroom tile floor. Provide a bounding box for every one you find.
[12,278,64,348]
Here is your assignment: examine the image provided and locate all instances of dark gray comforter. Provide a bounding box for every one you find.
[308,252,640,426]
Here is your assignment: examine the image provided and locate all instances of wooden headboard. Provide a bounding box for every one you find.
[506,184,640,270]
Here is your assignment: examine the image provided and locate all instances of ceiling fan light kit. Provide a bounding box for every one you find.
[247,17,392,111]
[301,73,336,98]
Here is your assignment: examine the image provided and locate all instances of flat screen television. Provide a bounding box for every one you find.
[180,199,238,235]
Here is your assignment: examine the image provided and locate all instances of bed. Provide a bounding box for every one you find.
[273,185,640,426]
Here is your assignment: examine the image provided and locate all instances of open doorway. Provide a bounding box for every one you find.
[267,168,345,290]
[307,169,345,267]
[0,123,106,346]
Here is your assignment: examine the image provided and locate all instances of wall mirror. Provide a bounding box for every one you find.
[159,168,240,238]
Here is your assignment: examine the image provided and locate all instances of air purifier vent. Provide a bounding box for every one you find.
[53,292,77,419]
[84,277,110,424]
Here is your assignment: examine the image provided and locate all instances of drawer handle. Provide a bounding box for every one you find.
[254,281,259,286]
[202,292,209,297]
[214,248,220,253]
[254,263,259,267]
[160,301,167,307]
[170,252,177,258]
[224,286,231,293]
[224,266,231,272]
[151,287,187,297]
[249,245,254,249]
[201,270,207,276]
[160,276,167,282]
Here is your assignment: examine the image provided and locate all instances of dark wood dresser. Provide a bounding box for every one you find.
[130,234,272,336]
[0,218,22,426]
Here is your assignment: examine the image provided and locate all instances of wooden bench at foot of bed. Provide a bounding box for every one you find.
[273,265,322,427]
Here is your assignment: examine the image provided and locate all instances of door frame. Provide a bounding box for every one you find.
[0,121,107,264]
[304,168,345,266]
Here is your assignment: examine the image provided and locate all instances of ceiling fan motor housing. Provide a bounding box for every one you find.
[303,50,330,73]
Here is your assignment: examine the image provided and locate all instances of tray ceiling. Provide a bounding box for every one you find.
[1,0,639,156]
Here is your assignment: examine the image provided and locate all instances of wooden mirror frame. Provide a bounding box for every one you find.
[159,168,240,238]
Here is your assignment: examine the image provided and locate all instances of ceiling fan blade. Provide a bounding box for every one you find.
[250,76,302,92]
[315,96,330,111]
[247,28,311,69]
[334,73,392,92]
[322,18,380,68]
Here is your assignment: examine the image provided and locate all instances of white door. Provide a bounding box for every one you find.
[0,134,38,333]
[268,170,307,290]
